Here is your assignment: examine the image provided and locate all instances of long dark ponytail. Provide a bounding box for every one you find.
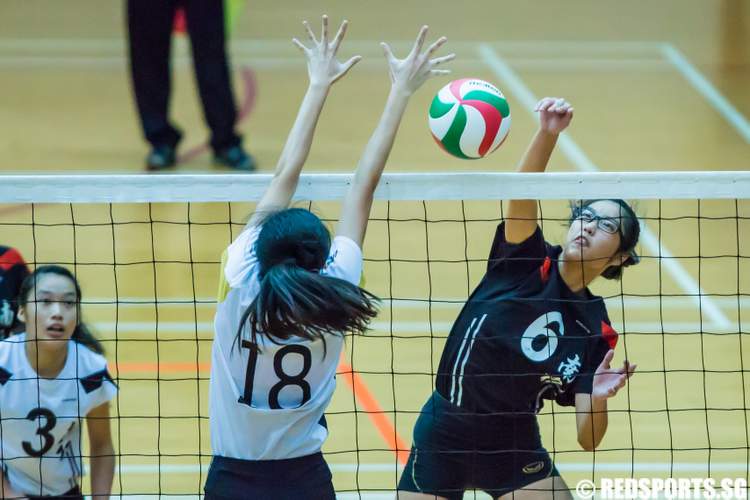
[18,265,104,355]
[236,208,379,349]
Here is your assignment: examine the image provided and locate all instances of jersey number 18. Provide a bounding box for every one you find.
[238,341,312,409]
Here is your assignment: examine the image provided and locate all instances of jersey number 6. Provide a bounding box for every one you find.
[520,311,564,362]
[239,341,312,409]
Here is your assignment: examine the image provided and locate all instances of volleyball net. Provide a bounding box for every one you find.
[0,171,748,499]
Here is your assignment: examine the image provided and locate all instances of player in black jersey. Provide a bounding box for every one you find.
[397,97,639,499]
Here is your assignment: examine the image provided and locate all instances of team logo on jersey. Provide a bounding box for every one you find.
[520,311,564,362]
[522,461,546,474]
[558,354,582,383]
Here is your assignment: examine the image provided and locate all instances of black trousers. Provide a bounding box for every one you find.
[204,454,336,500]
[127,0,241,151]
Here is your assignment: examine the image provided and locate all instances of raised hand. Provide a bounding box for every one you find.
[534,97,574,134]
[380,26,455,95]
[292,15,362,87]
[591,349,636,400]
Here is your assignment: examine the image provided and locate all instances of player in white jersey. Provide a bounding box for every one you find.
[204,15,454,500]
[0,266,116,500]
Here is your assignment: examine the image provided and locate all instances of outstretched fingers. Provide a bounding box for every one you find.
[291,37,309,54]
[381,42,396,62]
[409,25,429,58]
[431,53,455,66]
[425,36,448,59]
[330,19,349,54]
[339,55,362,77]
[320,14,329,46]
[302,20,317,45]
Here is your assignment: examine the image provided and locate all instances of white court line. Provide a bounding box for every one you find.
[0,56,669,72]
[477,44,733,331]
[92,320,730,335]
[661,43,750,145]
[107,496,399,500]
[97,462,749,475]
[0,38,665,53]
[93,462,750,499]
[83,296,750,310]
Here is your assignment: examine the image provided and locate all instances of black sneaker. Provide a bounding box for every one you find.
[146,145,177,171]
[214,145,256,171]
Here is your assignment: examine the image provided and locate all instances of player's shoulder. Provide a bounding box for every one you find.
[72,341,109,371]
[0,332,24,357]
[71,342,116,394]
[0,334,26,386]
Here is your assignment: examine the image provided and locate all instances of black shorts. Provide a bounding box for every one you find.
[204,453,335,500]
[28,486,82,500]
[397,391,559,499]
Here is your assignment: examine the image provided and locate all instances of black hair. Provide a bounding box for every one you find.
[236,208,379,350]
[569,199,641,280]
[18,265,104,354]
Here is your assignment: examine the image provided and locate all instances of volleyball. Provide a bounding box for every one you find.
[428,78,511,159]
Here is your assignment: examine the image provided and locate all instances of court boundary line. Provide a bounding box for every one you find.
[81,295,750,310]
[87,461,750,474]
[96,321,730,336]
[0,38,666,52]
[660,43,750,145]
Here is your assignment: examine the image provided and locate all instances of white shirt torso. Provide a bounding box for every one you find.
[0,334,117,496]
[210,226,363,460]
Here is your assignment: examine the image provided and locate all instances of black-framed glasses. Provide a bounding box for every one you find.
[572,207,620,234]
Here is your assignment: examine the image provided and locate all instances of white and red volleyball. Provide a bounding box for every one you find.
[428,78,511,159]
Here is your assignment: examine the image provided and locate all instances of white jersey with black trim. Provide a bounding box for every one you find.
[210,225,363,460]
[0,334,117,496]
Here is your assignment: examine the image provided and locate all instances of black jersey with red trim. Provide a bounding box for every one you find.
[0,246,29,338]
[435,223,617,415]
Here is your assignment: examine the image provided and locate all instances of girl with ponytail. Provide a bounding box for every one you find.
[204,15,453,500]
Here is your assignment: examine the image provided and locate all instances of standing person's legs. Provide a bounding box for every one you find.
[184,0,253,170]
[126,0,183,166]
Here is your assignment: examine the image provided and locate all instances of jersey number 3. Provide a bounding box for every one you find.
[22,407,57,457]
[239,341,312,409]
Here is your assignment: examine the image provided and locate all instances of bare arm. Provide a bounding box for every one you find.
[575,349,636,451]
[0,472,26,500]
[248,16,361,228]
[504,97,574,244]
[574,392,608,451]
[87,403,115,499]
[337,27,454,246]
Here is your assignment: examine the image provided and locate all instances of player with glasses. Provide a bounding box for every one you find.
[398,98,641,499]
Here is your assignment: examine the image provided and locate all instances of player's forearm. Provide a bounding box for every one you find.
[504,129,559,234]
[273,83,330,182]
[350,87,411,193]
[578,397,608,451]
[516,129,559,174]
[89,448,115,499]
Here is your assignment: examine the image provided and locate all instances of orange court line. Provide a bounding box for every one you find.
[338,360,410,466]
[112,359,409,465]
